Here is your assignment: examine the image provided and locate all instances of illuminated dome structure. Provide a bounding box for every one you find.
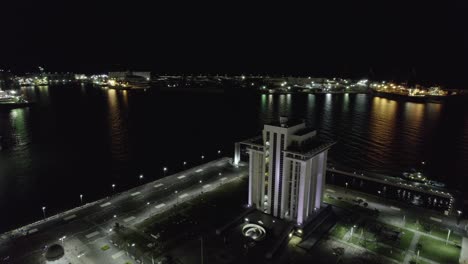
[45,244,64,261]
[242,223,266,241]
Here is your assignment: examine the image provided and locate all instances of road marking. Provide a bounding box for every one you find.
[202,184,211,189]
[430,217,442,223]
[124,216,136,223]
[155,203,166,209]
[326,189,336,193]
[112,251,125,259]
[63,214,77,221]
[179,193,189,199]
[195,169,203,173]
[85,231,100,239]
[219,177,227,181]
[154,183,164,188]
[390,206,401,211]
[100,202,111,207]
[177,175,186,179]
[28,228,38,234]
[130,192,141,196]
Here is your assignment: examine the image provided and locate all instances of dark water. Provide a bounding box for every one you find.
[1,84,468,232]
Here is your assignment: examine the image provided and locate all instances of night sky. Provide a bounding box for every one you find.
[1,1,467,88]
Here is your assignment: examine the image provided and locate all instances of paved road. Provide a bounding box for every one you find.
[325,184,468,264]
[0,158,248,263]
[325,185,468,235]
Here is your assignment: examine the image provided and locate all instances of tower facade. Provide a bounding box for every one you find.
[238,117,334,225]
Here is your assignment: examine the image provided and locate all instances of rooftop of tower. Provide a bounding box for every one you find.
[266,116,303,128]
[286,138,336,159]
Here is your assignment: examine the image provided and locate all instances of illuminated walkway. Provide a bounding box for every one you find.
[461,237,468,264]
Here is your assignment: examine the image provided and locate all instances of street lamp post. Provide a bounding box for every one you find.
[112,184,116,193]
[183,161,186,168]
[139,174,144,184]
[80,194,83,205]
[349,226,354,241]
[446,229,451,245]
[217,150,221,155]
[59,236,66,245]
[163,167,167,177]
[42,206,46,219]
[457,210,462,225]
[201,155,204,161]
[175,190,179,206]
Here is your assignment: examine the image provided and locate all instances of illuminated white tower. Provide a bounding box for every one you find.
[237,117,334,225]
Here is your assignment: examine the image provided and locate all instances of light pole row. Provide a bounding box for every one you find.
[40,150,224,220]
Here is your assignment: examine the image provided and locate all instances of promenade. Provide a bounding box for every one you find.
[0,158,248,263]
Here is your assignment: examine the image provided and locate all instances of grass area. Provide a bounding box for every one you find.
[349,235,406,262]
[410,258,432,264]
[329,216,414,262]
[100,244,110,251]
[330,222,349,240]
[133,177,248,255]
[405,220,462,245]
[398,229,415,251]
[418,235,461,264]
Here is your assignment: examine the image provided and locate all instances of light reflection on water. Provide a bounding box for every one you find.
[106,89,129,162]
[256,93,464,184]
[0,86,467,232]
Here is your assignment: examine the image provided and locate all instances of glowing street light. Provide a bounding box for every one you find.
[139,174,144,184]
[163,167,167,177]
[446,229,451,245]
[183,161,187,167]
[217,150,221,155]
[42,206,46,219]
[201,155,204,160]
[59,236,66,245]
[350,225,356,240]
[80,194,83,205]
[112,184,116,193]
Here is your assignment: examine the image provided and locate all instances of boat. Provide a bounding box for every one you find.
[371,90,450,103]
[0,90,33,110]
[401,169,446,188]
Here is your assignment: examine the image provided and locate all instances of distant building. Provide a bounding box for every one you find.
[235,117,334,225]
[109,71,151,81]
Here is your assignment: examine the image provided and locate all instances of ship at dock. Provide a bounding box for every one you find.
[370,83,455,103]
[401,165,446,188]
[0,90,33,110]
[107,71,151,90]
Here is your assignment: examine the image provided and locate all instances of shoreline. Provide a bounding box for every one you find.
[0,157,231,238]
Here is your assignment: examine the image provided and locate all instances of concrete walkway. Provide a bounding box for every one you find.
[461,237,468,264]
[403,233,420,264]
